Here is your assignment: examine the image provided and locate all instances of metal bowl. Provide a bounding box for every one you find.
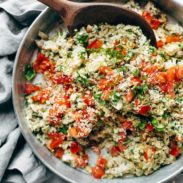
[13,6,183,183]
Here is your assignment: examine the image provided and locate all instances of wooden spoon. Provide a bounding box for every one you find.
[38,0,157,47]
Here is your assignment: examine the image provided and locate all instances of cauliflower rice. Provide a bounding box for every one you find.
[24,0,183,179]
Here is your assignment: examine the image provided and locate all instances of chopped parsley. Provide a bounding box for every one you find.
[76,72,89,86]
[76,32,88,47]
[58,126,68,134]
[24,64,36,81]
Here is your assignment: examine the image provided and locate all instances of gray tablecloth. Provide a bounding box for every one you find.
[0,0,182,183]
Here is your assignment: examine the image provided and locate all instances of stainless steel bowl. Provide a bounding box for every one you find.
[13,5,183,183]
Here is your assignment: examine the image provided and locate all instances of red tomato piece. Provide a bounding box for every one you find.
[157,40,164,48]
[166,67,176,82]
[101,89,111,100]
[134,98,141,107]
[52,72,72,85]
[25,83,40,95]
[150,19,161,29]
[142,11,153,23]
[48,133,64,149]
[121,121,133,130]
[70,141,81,154]
[96,156,108,169]
[88,39,103,49]
[144,151,149,161]
[119,131,126,141]
[146,123,154,132]
[138,105,151,115]
[166,35,181,43]
[32,88,51,104]
[33,53,55,73]
[98,66,113,75]
[75,154,89,168]
[118,140,126,152]
[91,166,105,179]
[155,72,167,84]
[131,77,142,85]
[110,146,120,157]
[125,90,134,102]
[175,66,183,81]
[55,148,64,159]
[83,93,94,106]
[170,145,180,157]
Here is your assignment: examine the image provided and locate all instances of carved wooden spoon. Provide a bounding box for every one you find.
[38,0,157,46]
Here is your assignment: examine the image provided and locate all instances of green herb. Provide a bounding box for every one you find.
[24,64,36,81]
[133,69,140,77]
[118,66,128,72]
[138,121,146,130]
[162,111,169,119]
[59,126,68,135]
[176,97,183,103]
[149,46,156,53]
[134,84,148,96]
[156,124,165,131]
[152,118,165,132]
[105,48,124,60]
[98,120,104,126]
[78,50,87,59]
[76,72,89,86]
[125,51,135,61]
[76,32,88,47]
[111,90,121,104]
[94,92,106,105]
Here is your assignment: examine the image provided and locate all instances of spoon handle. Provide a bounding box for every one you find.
[38,0,82,20]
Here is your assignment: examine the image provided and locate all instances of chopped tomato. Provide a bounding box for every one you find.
[121,48,127,56]
[170,145,180,157]
[142,11,153,23]
[134,98,140,106]
[98,66,113,75]
[110,146,120,157]
[143,65,158,74]
[48,132,65,149]
[55,148,64,159]
[75,154,89,168]
[125,90,134,102]
[91,166,105,179]
[25,83,40,95]
[101,89,111,100]
[96,156,108,169]
[69,127,78,138]
[146,123,154,132]
[118,140,126,152]
[157,40,164,48]
[119,131,126,141]
[97,78,110,90]
[160,81,175,97]
[155,72,167,84]
[166,67,176,82]
[32,88,51,104]
[138,105,151,115]
[83,93,94,106]
[131,77,142,85]
[142,11,161,29]
[88,39,103,49]
[175,66,183,81]
[121,121,133,131]
[151,19,161,29]
[52,72,72,85]
[166,35,181,43]
[70,141,81,154]
[33,53,55,73]
[144,150,149,161]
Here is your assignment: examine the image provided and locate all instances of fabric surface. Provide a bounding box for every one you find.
[0,0,182,183]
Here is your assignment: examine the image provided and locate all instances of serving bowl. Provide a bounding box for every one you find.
[13,2,183,183]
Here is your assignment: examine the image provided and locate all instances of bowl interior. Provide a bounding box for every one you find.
[13,8,183,183]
